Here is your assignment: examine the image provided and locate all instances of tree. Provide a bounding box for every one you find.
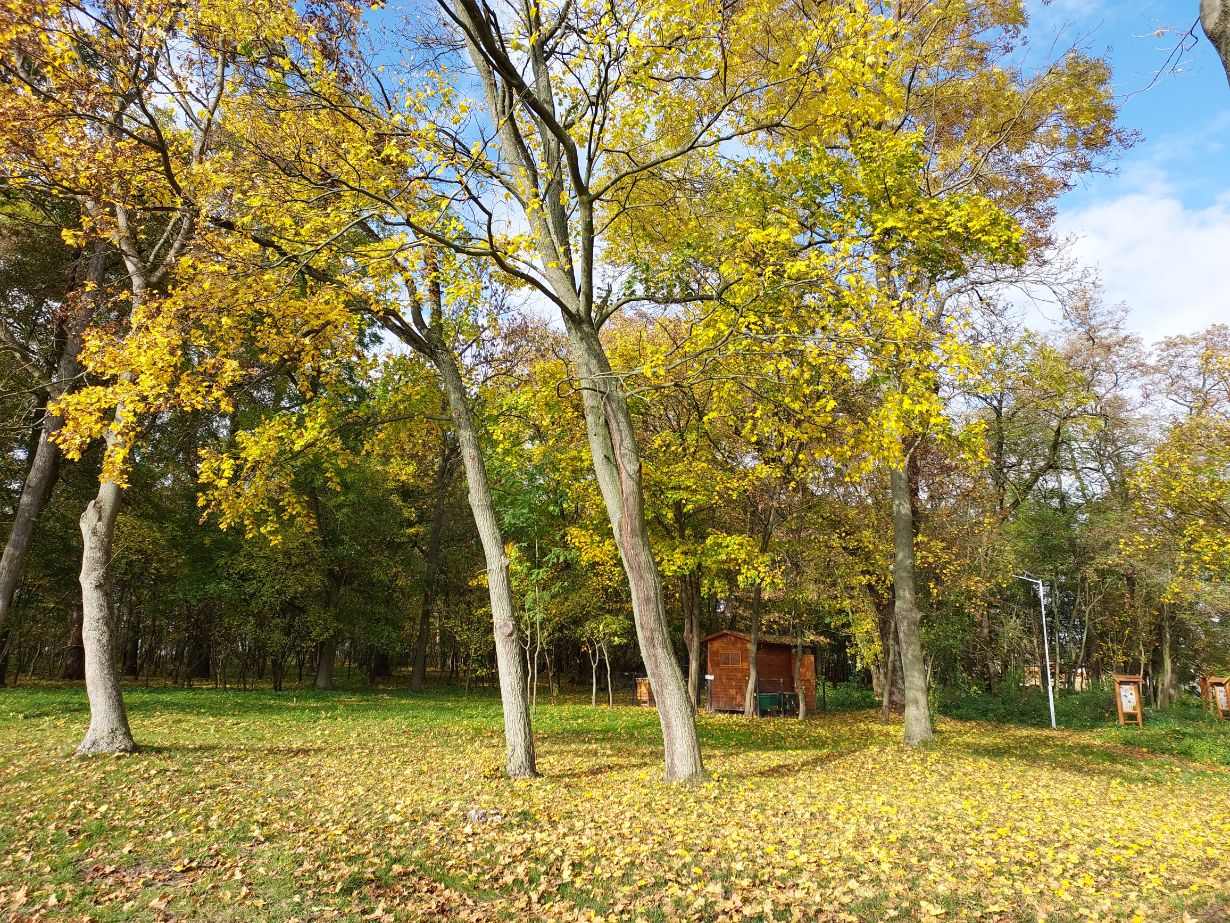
[847,0,1121,744]
[1203,0,1230,85]
[73,20,542,772]
[0,0,248,751]
[412,0,920,779]
[0,205,99,652]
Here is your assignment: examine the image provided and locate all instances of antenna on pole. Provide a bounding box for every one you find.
[1013,573,1057,730]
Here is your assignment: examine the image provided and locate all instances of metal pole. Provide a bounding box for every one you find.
[1036,580,1057,730]
[1014,574,1057,730]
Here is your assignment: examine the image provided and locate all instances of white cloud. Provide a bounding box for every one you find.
[1055,180,1230,342]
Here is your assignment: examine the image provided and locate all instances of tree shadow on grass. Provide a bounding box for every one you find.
[731,748,863,780]
[542,755,662,780]
[136,742,328,757]
[948,730,1206,781]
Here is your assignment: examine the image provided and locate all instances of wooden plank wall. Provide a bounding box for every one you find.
[705,635,818,713]
[707,635,748,712]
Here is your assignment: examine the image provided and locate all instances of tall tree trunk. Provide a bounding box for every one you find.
[314,563,345,691]
[890,462,933,745]
[744,584,763,717]
[1158,608,1175,709]
[564,317,703,782]
[0,418,62,641]
[122,609,140,679]
[76,419,135,754]
[875,594,905,715]
[0,626,10,687]
[589,643,599,706]
[412,437,453,692]
[187,624,211,680]
[881,626,898,724]
[671,502,702,711]
[368,650,390,682]
[433,348,536,779]
[63,602,86,681]
[681,571,702,710]
[0,244,102,640]
[602,640,613,706]
[314,636,338,690]
[794,628,807,721]
[743,505,779,717]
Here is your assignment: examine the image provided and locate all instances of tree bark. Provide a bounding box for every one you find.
[881,623,898,724]
[890,462,933,745]
[314,636,338,690]
[744,584,763,717]
[602,640,613,706]
[681,571,702,710]
[412,436,454,692]
[368,649,390,683]
[794,629,807,721]
[1202,0,1230,86]
[589,642,599,706]
[63,602,85,681]
[76,415,136,754]
[743,505,778,717]
[564,316,704,781]
[433,347,536,779]
[672,501,702,711]
[875,594,905,715]
[122,609,140,679]
[1158,608,1175,709]
[0,421,62,640]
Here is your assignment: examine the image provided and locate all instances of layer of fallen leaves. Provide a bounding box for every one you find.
[1,687,1229,923]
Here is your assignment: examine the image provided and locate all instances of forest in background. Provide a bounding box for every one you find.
[1,0,1228,781]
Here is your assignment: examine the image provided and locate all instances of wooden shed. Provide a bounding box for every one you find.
[703,630,816,715]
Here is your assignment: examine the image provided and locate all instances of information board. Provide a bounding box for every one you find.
[1113,675,1143,728]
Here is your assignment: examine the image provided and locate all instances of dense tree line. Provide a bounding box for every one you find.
[1,0,1227,779]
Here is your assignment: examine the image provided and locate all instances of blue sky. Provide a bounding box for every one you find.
[1026,0,1230,341]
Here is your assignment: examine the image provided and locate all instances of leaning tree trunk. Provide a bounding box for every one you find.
[0,627,9,687]
[412,439,452,692]
[433,348,536,779]
[564,317,704,782]
[0,245,101,640]
[1203,0,1230,86]
[0,415,63,641]
[890,463,933,745]
[76,417,135,755]
[452,8,696,776]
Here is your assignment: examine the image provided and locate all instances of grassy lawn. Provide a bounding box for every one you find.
[2,683,1229,922]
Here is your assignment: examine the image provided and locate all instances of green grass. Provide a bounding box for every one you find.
[2,680,1230,922]
[938,685,1230,765]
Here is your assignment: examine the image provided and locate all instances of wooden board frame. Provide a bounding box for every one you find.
[1208,677,1230,720]
[1113,674,1143,728]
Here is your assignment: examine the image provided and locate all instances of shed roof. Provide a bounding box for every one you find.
[701,629,811,649]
